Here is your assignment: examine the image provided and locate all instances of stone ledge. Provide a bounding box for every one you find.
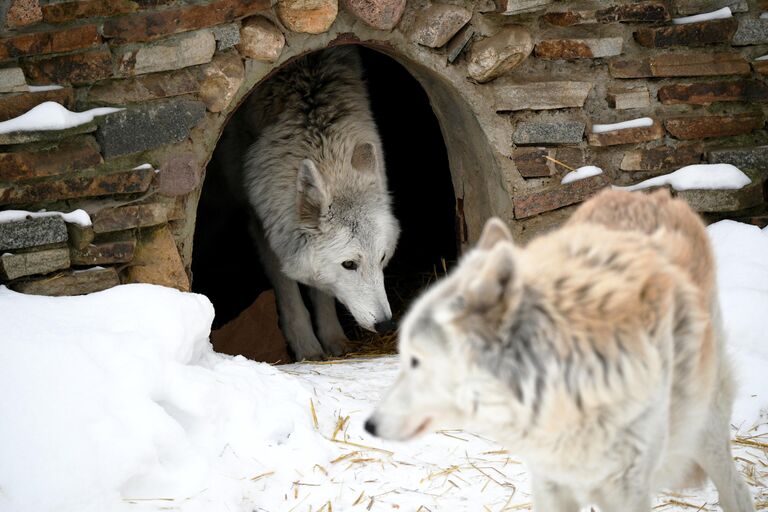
[609,52,750,78]
[664,113,764,140]
[0,24,101,61]
[513,174,609,219]
[588,120,664,146]
[9,267,120,296]
[658,80,768,105]
[496,81,593,111]
[0,246,70,280]
[634,18,737,48]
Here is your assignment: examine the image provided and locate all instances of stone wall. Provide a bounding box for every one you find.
[0,0,766,295]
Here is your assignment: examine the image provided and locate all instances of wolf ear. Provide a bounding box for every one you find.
[297,159,328,228]
[351,142,378,175]
[460,241,522,329]
[477,217,513,250]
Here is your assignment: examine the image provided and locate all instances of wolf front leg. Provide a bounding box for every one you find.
[309,288,349,357]
[252,222,325,361]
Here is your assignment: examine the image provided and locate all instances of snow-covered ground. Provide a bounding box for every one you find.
[0,221,766,512]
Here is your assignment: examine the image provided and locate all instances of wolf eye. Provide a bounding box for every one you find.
[341,260,358,270]
[410,357,420,368]
[381,253,386,263]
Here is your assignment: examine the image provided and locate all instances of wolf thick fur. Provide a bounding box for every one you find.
[367,189,754,511]
[222,47,400,360]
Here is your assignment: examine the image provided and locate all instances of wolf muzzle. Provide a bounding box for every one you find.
[374,318,396,334]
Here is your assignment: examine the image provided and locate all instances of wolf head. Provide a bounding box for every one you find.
[288,141,400,333]
[366,218,534,440]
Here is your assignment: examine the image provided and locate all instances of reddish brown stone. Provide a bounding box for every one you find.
[542,11,588,26]
[610,52,750,78]
[66,223,94,250]
[0,167,155,205]
[0,137,102,182]
[91,203,171,233]
[4,0,42,29]
[664,113,764,140]
[0,24,100,61]
[157,153,201,196]
[41,0,138,24]
[658,80,768,105]
[535,37,623,59]
[21,47,112,85]
[237,16,285,62]
[85,69,199,105]
[634,18,737,48]
[342,0,405,29]
[0,87,74,122]
[514,174,609,219]
[103,0,270,44]
[514,148,553,178]
[70,233,137,265]
[210,291,292,364]
[10,267,120,296]
[596,2,669,23]
[607,85,650,109]
[620,145,703,172]
[588,120,665,146]
[122,226,190,291]
[754,60,768,75]
[408,4,471,48]
[198,51,245,112]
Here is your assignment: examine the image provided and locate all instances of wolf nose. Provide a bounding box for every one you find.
[374,318,396,334]
[364,418,378,436]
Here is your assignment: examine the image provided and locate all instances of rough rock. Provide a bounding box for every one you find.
[85,69,199,105]
[467,25,532,83]
[708,145,768,169]
[588,120,664,146]
[41,0,138,24]
[342,0,405,30]
[157,153,201,196]
[0,24,101,60]
[409,4,471,49]
[733,18,768,46]
[609,52,750,78]
[91,203,171,233]
[20,47,112,85]
[70,232,137,265]
[0,136,102,182]
[276,0,338,34]
[210,22,241,50]
[496,81,593,111]
[494,0,552,15]
[534,37,623,59]
[4,0,42,29]
[634,18,737,48]
[0,87,73,122]
[512,120,585,144]
[11,267,120,296]
[237,16,285,62]
[672,0,747,15]
[0,216,68,252]
[514,174,609,218]
[0,247,70,280]
[199,52,245,112]
[115,30,216,77]
[122,226,190,291]
[607,85,650,109]
[0,68,27,93]
[620,145,702,172]
[664,113,764,140]
[658,80,768,105]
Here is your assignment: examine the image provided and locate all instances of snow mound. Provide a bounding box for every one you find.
[0,102,122,135]
[561,165,603,184]
[591,117,653,134]
[0,209,91,227]
[615,163,751,192]
[673,6,732,25]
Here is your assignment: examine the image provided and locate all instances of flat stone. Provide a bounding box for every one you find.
[342,0,405,30]
[0,167,155,205]
[513,120,585,144]
[409,4,471,49]
[535,37,623,59]
[210,290,292,364]
[609,52,750,78]
[665,113,764,140]
[753,60,768,75]
[543,2,670,26]
[211,22,241,50]
[496,81,593,111]
[0,246,70,280]
[708,145,768,169]
[0,87,73,122]
[10,267,120,296]
[122,225,190,291]
[733,18,768,46]
[620,145,703,172]
[447,25,475,64]
[0,120,96,146]
[237,16,285,62]
[494,0,552,15]
[0,136,102,182]
[70,232,137,265]
[4,0,42,29]
[514,174,609,219]
[115,30,216,77]
[588,119,664,146]
[634,18,737,48]
[66,222,94,250]
[91,203,171,233]
[658,80,768,105]
[467,25,532,83]
[95,99,206,158]
[677,178,764,212]
[0,68,27,93]
[276,0,338,34]
[672,0,747,15]
[0,24,101,60]
[513,147,553,178]
[20,47,112,85]
[0,216,68,252]
[103,0,270,43]
[41,0,138,24]
[198,52,244,112]
[85,69,199,105]
[607,85,650,109]
[157,153,201,196]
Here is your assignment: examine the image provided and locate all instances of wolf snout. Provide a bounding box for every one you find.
[374,318,396,334]
[363,417,378,436]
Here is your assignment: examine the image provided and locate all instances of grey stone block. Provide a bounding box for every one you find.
[0,247,70,280]
[733,18,768,46]
[0,216,68,252]
[513,121,585,144]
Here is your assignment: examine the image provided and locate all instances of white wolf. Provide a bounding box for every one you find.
[366,190,754,512]
[222,47,400,361]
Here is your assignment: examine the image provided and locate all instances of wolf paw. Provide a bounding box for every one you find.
[320,337,349,358]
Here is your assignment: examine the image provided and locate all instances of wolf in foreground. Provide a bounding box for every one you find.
[366,189,754,511]
[222,47,400,361]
